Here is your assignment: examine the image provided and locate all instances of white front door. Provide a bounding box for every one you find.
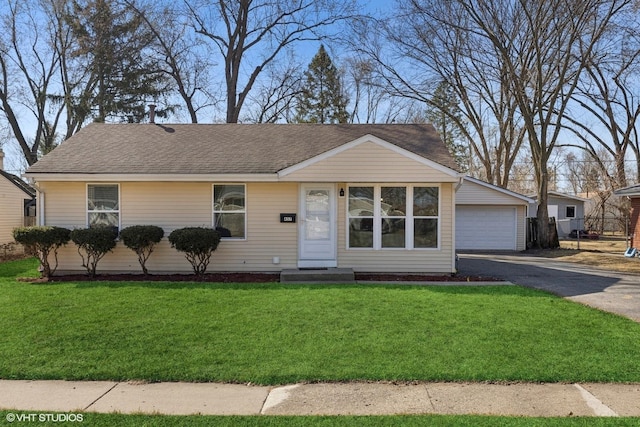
[299,184,337,268]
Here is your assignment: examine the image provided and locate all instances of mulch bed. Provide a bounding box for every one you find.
[4,254,499,283]
[33,272,500,283]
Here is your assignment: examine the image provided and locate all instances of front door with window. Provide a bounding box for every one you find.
[298,184,337,268]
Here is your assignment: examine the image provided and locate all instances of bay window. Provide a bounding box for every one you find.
[348,185,439,249]
[380,187,406,248]
[348,186,374,248]
[413,187,439,248]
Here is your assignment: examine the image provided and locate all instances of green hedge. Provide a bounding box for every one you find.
[12,226,71,278]
[168,227,220,276]
[120,225,164,275]
[70,226,118,277]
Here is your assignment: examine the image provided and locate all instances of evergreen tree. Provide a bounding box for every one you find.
[66,0,169,123]
[425,81,468,171]
[294,45,350,124]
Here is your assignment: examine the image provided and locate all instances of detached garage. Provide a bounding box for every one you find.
[455,177,533,251]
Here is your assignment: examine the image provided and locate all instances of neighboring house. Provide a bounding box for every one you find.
[456,177,533,251]
[0,150,36,245]
[25,123,463,274]
[614,184,640,247]
[529,191,588,237]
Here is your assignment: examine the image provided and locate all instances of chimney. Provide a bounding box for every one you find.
[0,148,4,171]
[149,104,156,124]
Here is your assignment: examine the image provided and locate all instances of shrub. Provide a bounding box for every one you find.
[70,226,118,277]
[168,227,221,276]
[12,226,71,278]
[119,225,164,275]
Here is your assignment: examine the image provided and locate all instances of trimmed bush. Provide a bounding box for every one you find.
[70,226,118,277]
[168,227,221,276]
[119,225,164,275]
[12,226,71,278]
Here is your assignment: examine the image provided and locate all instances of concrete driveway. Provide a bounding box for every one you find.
[457,253,640,322]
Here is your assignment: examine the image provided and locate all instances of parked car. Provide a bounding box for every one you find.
[568,229,599,240]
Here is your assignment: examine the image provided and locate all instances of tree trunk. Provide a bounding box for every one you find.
[536,166,552,249]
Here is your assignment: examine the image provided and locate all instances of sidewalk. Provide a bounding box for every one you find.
[1,380,639,417]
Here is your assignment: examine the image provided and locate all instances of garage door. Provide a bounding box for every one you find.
[456,206,516,250]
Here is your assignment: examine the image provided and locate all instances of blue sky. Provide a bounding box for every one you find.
[1,0,396,174]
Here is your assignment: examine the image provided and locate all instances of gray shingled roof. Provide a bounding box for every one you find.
[26,123,458,175]
[615,184,640,196]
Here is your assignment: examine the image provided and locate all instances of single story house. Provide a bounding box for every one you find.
[614,184,640,247]
[25,123,465,274]
[0,149,36,246]
[529,191,589,237]
[456,177,533,251]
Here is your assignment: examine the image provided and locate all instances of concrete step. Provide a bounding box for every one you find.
[280,268,355,283]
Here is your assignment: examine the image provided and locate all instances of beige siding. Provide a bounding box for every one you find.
[42,180,455,274]
[457,179,526,205]
[44,182,299,273]
[205,182,298,272]
[515,205,526,251]
[40,182,86,228]
[283,142,458,183]
[0,177,28,244]
[337,182,455,273]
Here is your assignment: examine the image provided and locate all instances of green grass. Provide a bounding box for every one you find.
[1,258,640,384]
[2,412,639,427]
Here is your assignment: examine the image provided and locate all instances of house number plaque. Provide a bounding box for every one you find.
[280,213,296,223]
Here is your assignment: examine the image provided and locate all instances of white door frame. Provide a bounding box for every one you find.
[298,183,338,268]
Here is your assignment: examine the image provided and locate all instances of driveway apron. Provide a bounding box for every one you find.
[458,253,640,322]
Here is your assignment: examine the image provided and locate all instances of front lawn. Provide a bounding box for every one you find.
[2,412,639,427]
[1,258,640,384]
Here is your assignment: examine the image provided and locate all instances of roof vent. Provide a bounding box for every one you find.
[149,104,156,124]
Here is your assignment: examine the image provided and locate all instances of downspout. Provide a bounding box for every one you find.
[453,174,464,273]
[31,182,45,226]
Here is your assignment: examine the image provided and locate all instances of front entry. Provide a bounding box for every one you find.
[298,184,337,268]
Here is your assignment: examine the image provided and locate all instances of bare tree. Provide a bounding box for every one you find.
[458,0,628,248]
[185,0,357,123]
[562,8,640,188]
[508,148,537,196]
[125,0,218,123]
[355,1,525,187]
[564,151,604,196]
[344,57,407,124]
[563,150,608,233]
[0,0,66,166]
[244,57,303,123]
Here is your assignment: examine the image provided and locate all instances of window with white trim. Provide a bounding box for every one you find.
[213,184,246,239]
[87,184,120,229]
[348,186,374,248]
[565,205,576,218]
[348,185,439,249]
[413,187,439,248]
[381,186,406,248]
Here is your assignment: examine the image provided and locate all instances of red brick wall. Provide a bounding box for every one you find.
[631,197,640,248]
